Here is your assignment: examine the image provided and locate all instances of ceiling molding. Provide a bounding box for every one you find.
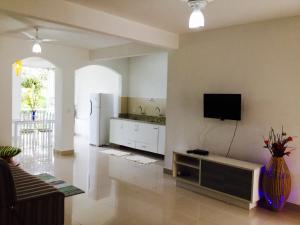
[0,0,179,49]
[67,0,300,34]
[90,43,166,61]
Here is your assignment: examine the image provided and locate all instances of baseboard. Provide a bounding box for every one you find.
[163,168,172,175]
[286,202,300,211]
[54,149,74,156]
[258,198,300,211]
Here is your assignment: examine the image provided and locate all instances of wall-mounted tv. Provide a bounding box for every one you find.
[203,94,241,121]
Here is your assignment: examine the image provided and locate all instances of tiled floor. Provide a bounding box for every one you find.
[19,136,300,225]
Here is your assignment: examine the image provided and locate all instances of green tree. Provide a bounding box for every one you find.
[21,77,45,111]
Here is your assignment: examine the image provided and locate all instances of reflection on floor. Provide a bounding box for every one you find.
[16,145,54,175]
[19,136,300,225]
[99,148,158,164]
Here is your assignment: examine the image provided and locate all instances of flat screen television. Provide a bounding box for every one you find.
[203,94,241,120]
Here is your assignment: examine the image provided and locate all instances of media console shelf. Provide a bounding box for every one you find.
[173,151,263,209]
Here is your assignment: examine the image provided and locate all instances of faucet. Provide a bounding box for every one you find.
[138,105,145,115]
[154,107,161,116]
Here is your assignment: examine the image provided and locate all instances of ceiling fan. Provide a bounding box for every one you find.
[22,26,57,53]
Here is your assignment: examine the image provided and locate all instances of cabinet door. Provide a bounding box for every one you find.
[135,142,153,153]
[109,119,124,145]
[122,120,136,148]
[135,123,159,153]
[157,125,166,155]
[201,160,252,201]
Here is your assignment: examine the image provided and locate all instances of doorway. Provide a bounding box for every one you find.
[74,65,122,138]
[12,57,56,162]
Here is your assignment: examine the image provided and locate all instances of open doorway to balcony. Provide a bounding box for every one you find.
[12,57,56,169]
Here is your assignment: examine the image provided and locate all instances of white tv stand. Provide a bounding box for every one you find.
[173,151,262,209]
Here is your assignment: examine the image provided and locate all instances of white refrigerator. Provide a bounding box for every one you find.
[89,93,114,146]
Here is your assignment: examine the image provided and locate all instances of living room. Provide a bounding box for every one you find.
[1,1,300,225]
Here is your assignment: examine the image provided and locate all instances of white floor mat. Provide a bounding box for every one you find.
[125,155,158,165]
[100,149,131,157]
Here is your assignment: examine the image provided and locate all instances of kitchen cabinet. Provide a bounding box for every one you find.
[122,120,136,148]
[135,122,159,153]
[157,125,165,155]
[109,119,125,145]
[109,118,165,155]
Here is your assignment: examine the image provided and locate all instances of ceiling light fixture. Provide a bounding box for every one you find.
[32,42,42,54]
[186,0,210,29]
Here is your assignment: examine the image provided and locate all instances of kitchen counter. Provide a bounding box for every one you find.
[110,117,166,155]
[111,117,165,126]
[116,113,166,125]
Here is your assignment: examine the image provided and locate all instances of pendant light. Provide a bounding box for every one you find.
[187,0,209,29]
[189,8,205,28]
[32,42,42,54]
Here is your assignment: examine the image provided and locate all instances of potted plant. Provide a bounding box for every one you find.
[262,127,295,211]
[21,77,44,120]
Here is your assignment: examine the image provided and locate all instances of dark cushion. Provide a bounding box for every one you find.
[8,165,65,225]
[0,158,16,208]
[0,146,21,159]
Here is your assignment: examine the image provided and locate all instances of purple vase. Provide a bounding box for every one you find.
[263,157,291,211]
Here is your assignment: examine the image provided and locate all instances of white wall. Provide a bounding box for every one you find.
[167,17,300,205]
[0,36,89,151]
[12,68,21,120]
[94,59,130,97]
[74,60,129,137]
[128,53,168,98]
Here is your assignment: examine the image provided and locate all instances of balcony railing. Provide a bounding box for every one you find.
[12,111,55,152]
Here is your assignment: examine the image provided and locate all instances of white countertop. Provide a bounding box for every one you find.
[111,117,166,126]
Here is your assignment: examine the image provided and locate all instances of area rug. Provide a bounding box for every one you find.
[100,149,131,157]
[125,155,158,165]
[36,173,84,197]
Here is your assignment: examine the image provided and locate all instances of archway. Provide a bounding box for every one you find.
[74,65,122,138]
[12,57,56,161]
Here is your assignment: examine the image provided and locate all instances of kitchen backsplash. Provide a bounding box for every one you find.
[120,97,166,116]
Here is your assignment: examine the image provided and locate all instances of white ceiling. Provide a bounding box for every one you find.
[0,13,132,50]
[67,0,300,33]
